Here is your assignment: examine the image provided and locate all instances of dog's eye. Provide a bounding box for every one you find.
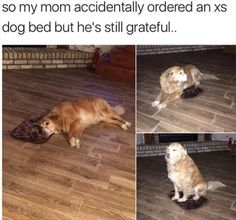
[173,149,177,151]
[45,122,49,126]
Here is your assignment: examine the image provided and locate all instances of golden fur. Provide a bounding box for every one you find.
[183,64,219,89]
[166,143,225,202]
[41,97,131,148]
[152,66,187,110]
[152,65,218,110]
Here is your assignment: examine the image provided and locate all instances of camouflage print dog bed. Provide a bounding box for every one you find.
[10,114,52,144]
[181,85,203,99]
[168,190,208,210]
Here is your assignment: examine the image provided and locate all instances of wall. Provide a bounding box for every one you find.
[2,47,94,70]
[212,133,236,142]
[69,45,115,53]
[137,45,224,55]
[137,133,229,157]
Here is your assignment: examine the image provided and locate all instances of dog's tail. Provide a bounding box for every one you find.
[207,181,226,191]
[202,73,219,81]
[113,105,125,115]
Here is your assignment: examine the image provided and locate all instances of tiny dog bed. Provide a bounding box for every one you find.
[167,190,208,210]
[181,85,203,99]
[10,114,52,144]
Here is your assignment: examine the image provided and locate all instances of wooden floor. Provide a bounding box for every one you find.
[137,151,236,220]
[3,68,135,220]
[137,49,236,132]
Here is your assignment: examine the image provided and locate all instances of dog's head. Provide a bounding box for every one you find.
[168,66,187,83]
[41,113,63,136]
[165,142,187,164]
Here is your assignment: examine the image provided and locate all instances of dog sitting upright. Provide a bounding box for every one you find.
[165,143,225,202]
[41,96,131,148]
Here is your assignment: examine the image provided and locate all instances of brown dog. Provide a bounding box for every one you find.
[41,97,131,148]
[165,143,225,202]
[152,65,218,110]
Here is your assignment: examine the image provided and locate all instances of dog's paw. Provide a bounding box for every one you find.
[75,139,80,149]
[121,124,128,130]
[69,137,80,149]
[157,103,167,110]
[195,81,200,86]
[69,137,75,147]
[177,197,187,202]
[125,121,132,128]
[193,195,200,200]
[171,195,179,200]
[151,100,160,107]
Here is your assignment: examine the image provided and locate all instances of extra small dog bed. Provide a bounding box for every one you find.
[181,85,203,99]
[168,190,208,210]
[10,114,52,144]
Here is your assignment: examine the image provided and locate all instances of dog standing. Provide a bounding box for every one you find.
[41,96,131,148]
[165,143,225,202]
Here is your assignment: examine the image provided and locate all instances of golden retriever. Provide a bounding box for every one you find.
[165,143,225,202]
[41,97,131,148]
[152,65,218,110]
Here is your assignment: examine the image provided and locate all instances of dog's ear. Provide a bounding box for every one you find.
[48,113,63,129]
[182,145,187,155]
[48,113,60,121]
[167,71,174,78]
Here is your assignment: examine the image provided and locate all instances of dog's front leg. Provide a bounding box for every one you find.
[68,120,85,149]
[157,91,181,110]
[152,91,165,107]
[177,187,191,202]
[152,93,162,107]
[171,184,180,200]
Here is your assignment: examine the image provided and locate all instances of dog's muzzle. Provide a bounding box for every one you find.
[41,126,53,136]
[165,153,170,160]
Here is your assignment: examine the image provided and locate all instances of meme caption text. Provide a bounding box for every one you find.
[1,0,235,44]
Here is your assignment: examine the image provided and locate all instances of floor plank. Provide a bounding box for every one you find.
[3,193,75,220]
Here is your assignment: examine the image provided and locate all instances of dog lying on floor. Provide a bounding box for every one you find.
[152,64,219,110]
[165,143,225,202]
[41,96,131,148]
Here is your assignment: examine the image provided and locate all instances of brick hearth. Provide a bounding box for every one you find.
[2,47,94,70]
[137,141,228,157]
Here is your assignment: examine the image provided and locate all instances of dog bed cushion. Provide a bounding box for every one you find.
[168,190,208,210]
[10,114,52,144]
[181,85,203,99]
